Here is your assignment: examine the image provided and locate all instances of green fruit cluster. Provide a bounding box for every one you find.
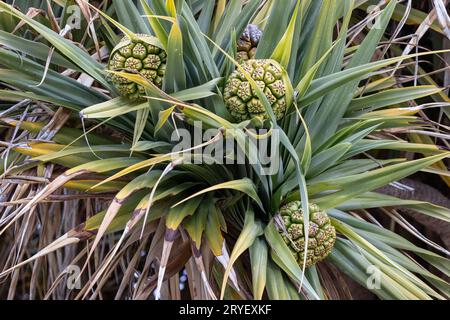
[223,59,290,122]
[279,202,336,267]
[108,35,166,100]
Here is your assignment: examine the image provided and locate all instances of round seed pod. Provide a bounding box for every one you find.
[279,202,336,268]
[107,34,166,100]
[223,59,293,122]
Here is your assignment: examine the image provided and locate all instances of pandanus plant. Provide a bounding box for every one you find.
[0,0,449,300]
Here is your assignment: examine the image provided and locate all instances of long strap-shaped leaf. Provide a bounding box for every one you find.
[220,210,263,299]
[0,2,111,90]
[332,218,442,299]
[264,220,320,299]
[314,153,450,208]
[172,178,264,211]
[249,237,268,300]
[299,49,450,107]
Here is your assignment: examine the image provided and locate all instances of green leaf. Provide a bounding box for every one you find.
[172,78,221,101]
[299,50,449,107]
[166,195,204,230]
[314,153,450,208]
[337,192,450,223]
[140,0,168,48]
[155,105,176,134]
[264,220,320,300]
[0,30,78,70]
[256,0,296,58]
[307,143,352,178]
[0,49,107,109]
[172,178,263,210]
[113,0,151,33]
[220,210,264,299]
[132,108,151,150]
[165,18,186,92]
[295,41,339,98]
[249,237,268,300]
[266,259,299,300]
[205,204,226,256]
[166,0,177,17]
[130,141,172,152]
[328,239,395,299]
[184,196,210,249]
[271,0,301,68]
[348,86,443,113]
[0,2,111,90]
[298,113,312,173]
[332,218,441,299]
[298,0,338,79]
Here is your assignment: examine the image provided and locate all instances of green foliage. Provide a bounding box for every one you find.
[0,0,449,300]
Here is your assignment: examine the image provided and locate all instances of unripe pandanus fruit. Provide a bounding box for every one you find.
[107,34,166,100]
[223,59,293,122]
[278,202,336,268]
